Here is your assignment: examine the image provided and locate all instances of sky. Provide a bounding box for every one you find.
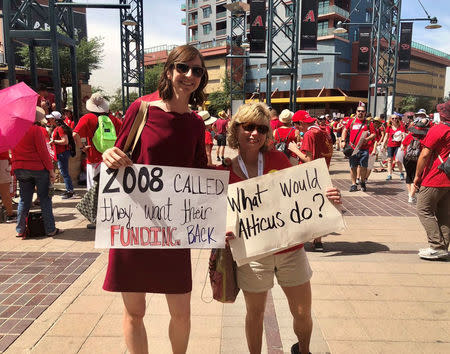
[85,0,450,96]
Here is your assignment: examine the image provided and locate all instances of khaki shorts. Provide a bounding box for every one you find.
[0,160,11,184]
[237,247,313,293]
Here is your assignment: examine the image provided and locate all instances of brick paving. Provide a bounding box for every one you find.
[0,252,100,352]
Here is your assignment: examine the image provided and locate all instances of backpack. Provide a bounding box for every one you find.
[92,115,117,153]
[275,128,294,157]
[23,212,46,238]
[404,138,421,162]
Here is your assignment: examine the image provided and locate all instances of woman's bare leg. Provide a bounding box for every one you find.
[166,292,191,354]
[122,292,148,354]
[243,290,268,354]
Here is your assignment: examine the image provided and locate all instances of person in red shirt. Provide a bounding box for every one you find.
[269,107,283,131]
[382,114,405,180]
[288,110,333,251]
[340,106,376,192]
[213,110,229,162]
[414,101,450,260]
[11,107,61,237]
[49,111,75,199]
[37,83,56,114]
[370,116,386,173]
[0,150,15,223]
[331,117,344,151]
[73,93,122,192]
[400,119,430,204]
[62,107,75,129]
[198,110,217,166]
[221,103,341,354]
[273,109,299,165]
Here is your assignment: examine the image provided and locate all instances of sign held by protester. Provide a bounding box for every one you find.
[227,159,344,266]
[95,163,229,249]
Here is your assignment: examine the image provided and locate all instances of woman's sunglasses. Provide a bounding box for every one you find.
[239,123,269,134]
[174,63,205,78]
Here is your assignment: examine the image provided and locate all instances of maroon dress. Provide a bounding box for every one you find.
[103,101,207,294]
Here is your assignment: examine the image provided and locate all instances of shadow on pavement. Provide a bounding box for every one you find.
[305,241,390,256]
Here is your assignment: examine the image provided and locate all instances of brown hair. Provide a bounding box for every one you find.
[157,45,208,106]
[227,103,272,152]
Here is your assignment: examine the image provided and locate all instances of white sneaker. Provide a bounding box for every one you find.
[418,247,448,260]
[408,196,413,203]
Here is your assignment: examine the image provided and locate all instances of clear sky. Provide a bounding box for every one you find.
[86,0,450,97]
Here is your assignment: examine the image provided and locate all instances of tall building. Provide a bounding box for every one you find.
[164,1,450,114]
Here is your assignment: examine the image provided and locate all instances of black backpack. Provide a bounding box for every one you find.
[275,128,294,157]
[59,123,76,157]
[404,138,422,162]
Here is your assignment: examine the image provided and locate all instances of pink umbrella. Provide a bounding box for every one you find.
[0,82,39,151]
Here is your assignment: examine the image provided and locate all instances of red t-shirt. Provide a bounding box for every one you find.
[270,118,283,131]
[214,119,228,134]
[421,124,450,188]
[345,118,375,150]
[52,126,69,155]
[301,126,333,167]
[274,126,297,158]
[385,126,404,147]
[64,117,75,129]
[205,130,213,146]
[12,125,54,172]
[73,113,122,164]
[218,150,303,254]
[0,151,10,160]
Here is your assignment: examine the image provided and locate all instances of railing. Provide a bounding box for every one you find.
[192,38,229,50]
[144,44,178,54]
[181,3,186,11]
[412,41,450,60]
[181,18,186,25]
[189,18,198,26]
[216,11,227,19]
[317,27,348,39]
[189,35,199,42]
[188,2,198,10]
[318,5,349,18]
[216,28,227,36]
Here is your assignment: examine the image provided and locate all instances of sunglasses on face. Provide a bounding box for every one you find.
[174,62,205,78]
[239,123,269,134]
[357,110,366,113]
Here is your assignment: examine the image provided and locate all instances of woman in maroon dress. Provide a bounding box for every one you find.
[101,45,208,353]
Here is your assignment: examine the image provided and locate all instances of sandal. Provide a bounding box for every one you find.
[47,228,64,237]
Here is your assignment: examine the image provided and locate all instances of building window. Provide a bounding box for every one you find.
[203,23,212,35]
[203,6,211,18]
[365,10,371,23]
[318,0,330,15]
[302,73,323,79]
[317,21,328,36]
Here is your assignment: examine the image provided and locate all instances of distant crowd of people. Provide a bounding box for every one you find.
[0,43,448,354]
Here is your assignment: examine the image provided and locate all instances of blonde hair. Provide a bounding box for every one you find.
[227,103,272,152]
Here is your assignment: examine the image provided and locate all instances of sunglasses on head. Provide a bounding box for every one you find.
[239,123,269,134]
[174,62,205,78]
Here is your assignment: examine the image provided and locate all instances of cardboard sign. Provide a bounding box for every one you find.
[227,159,344,266]
[94,163,229,249]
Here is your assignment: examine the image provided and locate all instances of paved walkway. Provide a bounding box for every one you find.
[0,148,449,353]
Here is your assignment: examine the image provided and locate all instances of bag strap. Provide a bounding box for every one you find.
[351,121,365,146]
[283,128,294,143]
[123,101,150,154]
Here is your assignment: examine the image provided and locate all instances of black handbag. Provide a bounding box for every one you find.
[25,212,46,238]
[76,101,150,223]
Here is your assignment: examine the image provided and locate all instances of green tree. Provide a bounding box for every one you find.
[207,71,233,116]
[109,88,139,113]
[18,36,104,107]
[398,95,434,113]
[398,96,416,113]
[144,63,164,94]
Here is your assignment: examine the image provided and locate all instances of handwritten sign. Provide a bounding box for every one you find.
[94,163,230,249]
[226,158,344,266]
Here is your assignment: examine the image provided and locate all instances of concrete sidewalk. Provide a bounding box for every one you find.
[0,148,449,354]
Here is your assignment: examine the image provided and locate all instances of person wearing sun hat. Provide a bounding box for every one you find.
[273,109,299,165]
[197,110,217,166]
[414,101,450,260]
[73,93,122,193]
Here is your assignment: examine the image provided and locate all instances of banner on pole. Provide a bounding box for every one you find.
[249,0,266,53]
[358,27,371,72]
[398,22,413,71]
[226,159,344,266]
[300,0,319,50]
[94,164,229,249]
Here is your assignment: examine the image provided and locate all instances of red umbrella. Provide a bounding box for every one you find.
[0,82,39,151]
